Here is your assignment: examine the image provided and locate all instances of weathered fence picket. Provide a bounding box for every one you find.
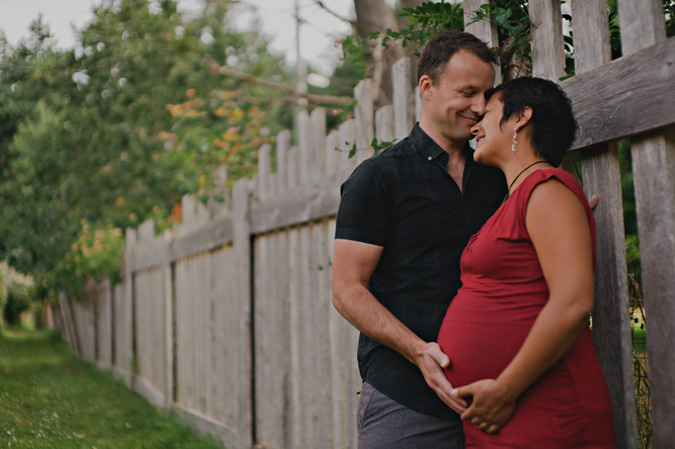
[571,2,637,448]
[52,1,675,447]
[617,1,675,445]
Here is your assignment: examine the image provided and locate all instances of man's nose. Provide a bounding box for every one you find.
[471,96,486,115]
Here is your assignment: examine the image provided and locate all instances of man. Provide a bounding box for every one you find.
[331,30,506,448]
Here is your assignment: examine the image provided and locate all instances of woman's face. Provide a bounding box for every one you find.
[470,93,514,166]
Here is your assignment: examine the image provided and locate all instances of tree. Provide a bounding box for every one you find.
[0,0,293,297]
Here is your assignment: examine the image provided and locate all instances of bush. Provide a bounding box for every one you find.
[3,281,34,325]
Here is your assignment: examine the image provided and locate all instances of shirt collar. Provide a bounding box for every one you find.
[410,123,476,166]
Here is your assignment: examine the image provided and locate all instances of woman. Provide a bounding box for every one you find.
[437,77,616,448]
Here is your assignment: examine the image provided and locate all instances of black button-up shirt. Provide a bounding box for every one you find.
[335,124,506,420]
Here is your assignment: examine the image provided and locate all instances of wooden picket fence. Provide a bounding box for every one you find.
[51,1,675,448]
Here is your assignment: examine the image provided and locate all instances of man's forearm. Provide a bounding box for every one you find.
[332,283,425,364]
[333,281,467,413]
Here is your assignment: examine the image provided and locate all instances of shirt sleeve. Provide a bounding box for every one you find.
[335,160,390,247]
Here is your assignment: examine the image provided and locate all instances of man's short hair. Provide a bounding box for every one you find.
[417,30,497,85]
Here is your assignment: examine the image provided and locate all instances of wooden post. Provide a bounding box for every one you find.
[97,279,113,368]
[181,195,196,231]
[325,130,339,176]
[310,108,327,181]
[299,223,316,447]
[287,226,303,448]
[297,111,311,185]
[529,0,576,173]
[338,120,356,173]
[58,292,80,358]
[375,105,394,143]
[276,230,292,449]
[123,228,136,387]
[287,146,299,190]
[463,0,501,84]
[232,177,253,448]
[258,143,272,201]
[313,220,333,448]
[529,0,565,81]
[276,130,291,192]
[569,2,637,446]
[354,79,374,164]
[392,58,413,140]
[161,229,174,408]
[617,0,674,445]
[464,0,498,47]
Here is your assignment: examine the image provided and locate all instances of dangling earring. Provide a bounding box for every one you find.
[511,129,518,153]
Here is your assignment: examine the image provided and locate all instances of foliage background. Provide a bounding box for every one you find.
[0,0,302,299]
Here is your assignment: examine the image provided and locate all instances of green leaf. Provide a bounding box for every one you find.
[348,142,357,159]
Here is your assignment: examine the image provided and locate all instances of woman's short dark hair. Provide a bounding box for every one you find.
[486,77,577,167]
[417,30,497,85]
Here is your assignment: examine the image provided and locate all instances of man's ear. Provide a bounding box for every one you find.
[419,74,433,99]
[515,106,533,132]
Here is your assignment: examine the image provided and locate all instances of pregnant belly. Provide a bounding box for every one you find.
[437,299,535,387]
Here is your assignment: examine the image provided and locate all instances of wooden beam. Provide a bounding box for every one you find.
[249,173,347,235]
[562,37,675,151]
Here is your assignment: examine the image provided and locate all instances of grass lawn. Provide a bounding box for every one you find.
[0,327,225,449]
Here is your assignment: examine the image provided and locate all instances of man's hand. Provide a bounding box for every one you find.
[417,342,467,414]
[454,379,516,434]
[589,194,599,211]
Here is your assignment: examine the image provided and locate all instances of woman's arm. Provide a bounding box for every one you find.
[454,179,595,434]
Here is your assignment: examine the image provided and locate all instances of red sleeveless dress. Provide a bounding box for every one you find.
[438,169,616,448]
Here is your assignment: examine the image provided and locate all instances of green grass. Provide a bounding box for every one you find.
[0,327,225,449]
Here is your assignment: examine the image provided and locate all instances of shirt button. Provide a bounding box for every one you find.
[427,156,432,161]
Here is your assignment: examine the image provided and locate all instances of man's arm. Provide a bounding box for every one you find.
[331,238,467,414]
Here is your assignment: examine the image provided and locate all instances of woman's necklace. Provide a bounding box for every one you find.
[507,160,549,198]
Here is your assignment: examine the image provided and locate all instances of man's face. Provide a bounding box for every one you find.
[421,50,495,145]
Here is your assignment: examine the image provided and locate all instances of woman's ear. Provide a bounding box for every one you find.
[515,106,533,132]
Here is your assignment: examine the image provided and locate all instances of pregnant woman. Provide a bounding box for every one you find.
[437,77,616,448]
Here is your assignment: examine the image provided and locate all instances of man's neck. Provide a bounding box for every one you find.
[418,119,468,158]
[418,120,467,190]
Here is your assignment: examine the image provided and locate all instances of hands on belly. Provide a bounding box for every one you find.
[453,378,517,434]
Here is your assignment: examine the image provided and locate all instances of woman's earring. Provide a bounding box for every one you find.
[511,129,517,153]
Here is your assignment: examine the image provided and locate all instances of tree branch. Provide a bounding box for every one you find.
[204,55,354,106]
[312,0,356,27]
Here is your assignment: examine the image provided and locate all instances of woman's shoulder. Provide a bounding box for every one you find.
[523,168,585,201]
[516,168,592,221]
[524,169,595,233]
[529,167,577,186]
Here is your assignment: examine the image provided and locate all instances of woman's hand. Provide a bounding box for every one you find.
[454,379,517,434]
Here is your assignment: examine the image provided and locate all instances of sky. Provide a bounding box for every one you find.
[0,0,384,76]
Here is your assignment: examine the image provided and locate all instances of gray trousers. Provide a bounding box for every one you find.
[357,382,465,449]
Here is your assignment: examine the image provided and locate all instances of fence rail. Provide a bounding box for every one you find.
[52,1,675,448]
